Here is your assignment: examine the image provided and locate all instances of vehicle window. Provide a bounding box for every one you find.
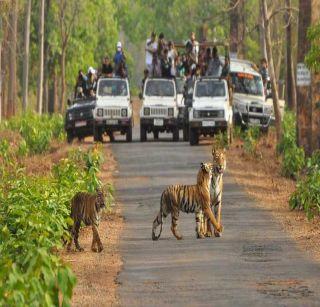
[145,80,175,97]
[230,72,263,96]
[195,80,226,97]
[175,79,185,94]
[98,80,128,96]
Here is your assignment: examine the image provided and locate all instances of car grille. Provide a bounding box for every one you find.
[150,108,167,116]
[104,108,121,117]
[73,109,93,120]
[199,110,223,118]
[249,106,263,113]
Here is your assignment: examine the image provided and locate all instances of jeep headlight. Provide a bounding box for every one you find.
[168,107,174,117]
[97,108,103,117]
[144,107,150,116]
[264,105,273,115]
[217,110,224,118]
[193,110,200,118]
[68,112,73,121]
[237,103,247,113]
[121,108,127,117]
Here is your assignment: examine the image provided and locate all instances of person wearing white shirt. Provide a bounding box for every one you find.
[145,32,158,76]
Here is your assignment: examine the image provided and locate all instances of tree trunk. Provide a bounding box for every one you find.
[229,0,239,57]
[37,0,45,114]
[285,0,297,111]
[259,1,267,59]
[7,0,17,118]
[262,0,282,143]
[53,69,58,113]
[296,0,312,154]
[43,0,51,113]
[60,46,66,113]
[310,0,320,151]
[22,0,32,112]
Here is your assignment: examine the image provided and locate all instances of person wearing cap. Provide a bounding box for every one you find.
[114,42,126,73]
[101,56,113,78]
[86,67,97,96]
[145,32,158,77]
[186,32,199,64]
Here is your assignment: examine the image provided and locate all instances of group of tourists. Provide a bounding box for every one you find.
[144,31,230,80]
[74,42,127,99]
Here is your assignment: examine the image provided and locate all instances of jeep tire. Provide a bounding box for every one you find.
[172,126,179,142]
[140,124,147,142]
[189,128,199,146]
[126,125,132,142]
[94,127,103,143]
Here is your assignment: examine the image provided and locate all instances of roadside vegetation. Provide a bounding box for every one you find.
[0,113,113,306]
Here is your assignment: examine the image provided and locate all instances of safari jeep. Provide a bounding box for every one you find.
[140,78,179,142]
[188,78,233,146]
[230,59,274,131]
[93,78,132,142]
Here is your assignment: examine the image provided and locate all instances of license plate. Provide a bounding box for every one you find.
[75,121,86,127]
[202,121,215,127]
[154,119,164,126]
[106,119,118,125]
[249,118,260,124]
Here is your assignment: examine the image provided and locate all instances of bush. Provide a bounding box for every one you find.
[243,127,261,157]
[3,112,65,154]
[290,150,320,219]
[0,145,112,305]
[278,111,305,178]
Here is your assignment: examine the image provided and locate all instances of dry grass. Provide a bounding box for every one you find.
[227,132,320,262]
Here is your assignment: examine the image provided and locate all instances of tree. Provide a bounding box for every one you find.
[261,0,283,142]
[296,0,312,154]
[285,0,297,111]
[7,0,18,118]
[229,0,245,58]
[37,0,45,114]
[22,0,32,112]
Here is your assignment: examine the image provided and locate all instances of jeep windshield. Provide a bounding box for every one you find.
[145,80,175,97]
[98,79,128,96]
[230,72,263,96]
[195,80,226,98]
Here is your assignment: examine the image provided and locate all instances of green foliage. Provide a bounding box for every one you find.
[290,150,320,219]
[305,23,320,72]
[277,112,305,178]
[0,115,112,305]
[3,113,65,154]
[214,131,229,150]
[243,127,261,157]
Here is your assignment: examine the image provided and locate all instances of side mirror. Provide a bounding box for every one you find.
[138,93,143,100]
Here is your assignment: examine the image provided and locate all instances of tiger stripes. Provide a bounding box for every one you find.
[67,189,105,252]
[152,162,222,241]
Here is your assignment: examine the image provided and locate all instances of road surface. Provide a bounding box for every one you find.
[112,131,320,306]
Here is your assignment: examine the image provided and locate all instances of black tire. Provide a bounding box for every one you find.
[189,128,199,146]
[67,131,73,144]
[183,124,189,141]
[172,127,179,142]
[126,125,132,142]
[140,124,147,142]
[108,131,115,142]
[153,130,159,140]
[94,127,103,143]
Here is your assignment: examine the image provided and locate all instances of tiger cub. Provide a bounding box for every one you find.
[201,147,226,238]
[67,189,105,252]
[152,162,223,241]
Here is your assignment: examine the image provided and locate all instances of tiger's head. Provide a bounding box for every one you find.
[95,188,106,209]
[197,162,214,185]
[212,147,226,175]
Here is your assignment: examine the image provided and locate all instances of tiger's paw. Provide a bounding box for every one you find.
[205,231,212,238]
[214,230,222,238]
[91,247,98,252]
[76,247,84,252]
[97,245,103,253]
[196,233,205,239]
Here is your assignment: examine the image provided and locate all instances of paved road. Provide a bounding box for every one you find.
[112,131,320,306]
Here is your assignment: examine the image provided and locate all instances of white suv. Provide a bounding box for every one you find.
[93,78,132,142]
[188,78,233,145]
[140,78,179,141]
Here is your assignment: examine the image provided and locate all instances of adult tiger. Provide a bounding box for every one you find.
[152,162,223,241]
[202,147,226,238]
[67,189,105,252]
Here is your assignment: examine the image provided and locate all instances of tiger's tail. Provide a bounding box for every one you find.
[152,193,165,241]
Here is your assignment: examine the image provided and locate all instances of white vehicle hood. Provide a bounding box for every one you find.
[193,97,228,109]
[143,96,176,107]
[96,96,130,108]
[233,93,265,106]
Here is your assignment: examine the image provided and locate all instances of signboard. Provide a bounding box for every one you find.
[297,63,311,86]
